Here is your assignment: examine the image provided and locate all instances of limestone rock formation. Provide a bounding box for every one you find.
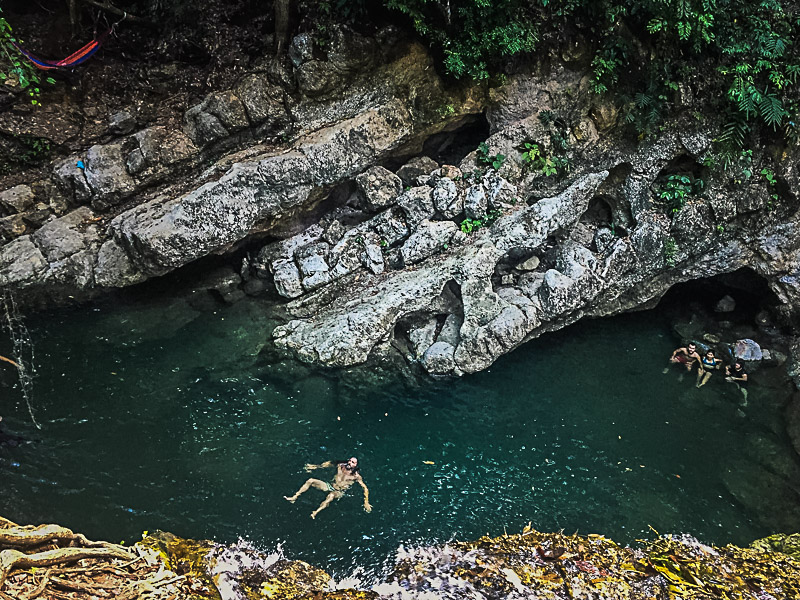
[1,24,800,385]
[0,33,484,297]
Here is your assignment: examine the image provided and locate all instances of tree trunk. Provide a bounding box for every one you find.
[67,0,80,38]
[274,0,292,56]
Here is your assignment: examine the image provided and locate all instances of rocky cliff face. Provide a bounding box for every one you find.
[134,527,800,600]
[0,28,486,303]
[1,27,799,381]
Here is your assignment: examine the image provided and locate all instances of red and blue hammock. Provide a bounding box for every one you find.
[12,29,110,70]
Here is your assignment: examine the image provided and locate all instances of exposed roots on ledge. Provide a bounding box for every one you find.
[0,518,188,599]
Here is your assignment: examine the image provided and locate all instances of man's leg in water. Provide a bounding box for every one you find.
[311,492,338,519]
[284,478,328,502]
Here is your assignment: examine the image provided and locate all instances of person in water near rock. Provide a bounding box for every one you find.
[665,342,701,373]
[696,349,721,388]
[284,457,372,519]
[725,359,749,403]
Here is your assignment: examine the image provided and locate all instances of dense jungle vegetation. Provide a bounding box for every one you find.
[1,0,798,158]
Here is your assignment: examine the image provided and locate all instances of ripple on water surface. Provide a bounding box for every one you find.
[0,295,796,577]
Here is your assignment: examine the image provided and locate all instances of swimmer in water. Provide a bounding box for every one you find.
[284,457,372,519]
[665,342,701,373]
[697,349,721,388]
[725,359,749,404]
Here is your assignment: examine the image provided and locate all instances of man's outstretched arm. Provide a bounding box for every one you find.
[357,477,372,512]
[304,461,336,471]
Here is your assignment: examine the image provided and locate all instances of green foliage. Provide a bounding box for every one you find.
[761,166,779,208]
[385,0,538,80]
[519,111,574,174]
[716,113,752,167]
[519,141,571,177]
[664,236,679,267]
[591,44,626,94]
[0,10,54,106]
[340,0,800,148]
[727,148,754,182]
[460,209,502,234]
[477,142,506,170]
[656,173,704,213]
[0,134,52,174]
[437,102,456,118]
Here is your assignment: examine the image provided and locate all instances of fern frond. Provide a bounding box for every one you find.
[635,92,652,108]
[737,86,758,117]
[718,117,748,149]
[758,93,786,128]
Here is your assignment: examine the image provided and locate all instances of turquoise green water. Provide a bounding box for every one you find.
[0,291,796,578]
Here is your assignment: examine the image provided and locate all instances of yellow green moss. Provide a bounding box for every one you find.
[138,530,220,600]
[750,533,800,559]
[245,560,331,599]
[134,528,800,600]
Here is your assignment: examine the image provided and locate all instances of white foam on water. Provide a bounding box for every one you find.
[208,538,284,600]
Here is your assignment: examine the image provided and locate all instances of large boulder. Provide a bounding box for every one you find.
[273,259,304,298]
[356,166,403,211]
[0,215,27,242]
[33,207,98,263]
[397,186,436,225]
[400,220,460,265]
[408,318,438,358]
[432,177,462,219]
[83,142,137,208]
[538,269,582,320]
[184,91,250,147]
[735,338,763,362]
[421,341,456,375]
[0,185,35,215]
[396,156,438,187]
[463,184,488,220]
[0,236,48,286]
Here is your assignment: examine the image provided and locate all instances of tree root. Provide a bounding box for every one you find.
[1,517,191,599]
[0,524,85,548]
[26,568,52,599]
[0,546,133,588]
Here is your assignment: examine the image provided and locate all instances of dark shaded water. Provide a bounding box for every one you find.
[0,292,796,578]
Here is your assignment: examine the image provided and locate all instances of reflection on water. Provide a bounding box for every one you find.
[0,292,797,578]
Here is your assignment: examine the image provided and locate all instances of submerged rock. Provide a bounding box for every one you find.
[735,338,764,362]
[722,458,800,533]
[715,294,736,313]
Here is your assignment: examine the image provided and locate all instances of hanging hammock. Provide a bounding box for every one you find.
[11,28,111,70]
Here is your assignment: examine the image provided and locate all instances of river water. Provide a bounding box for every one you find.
[0,287,797,579]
